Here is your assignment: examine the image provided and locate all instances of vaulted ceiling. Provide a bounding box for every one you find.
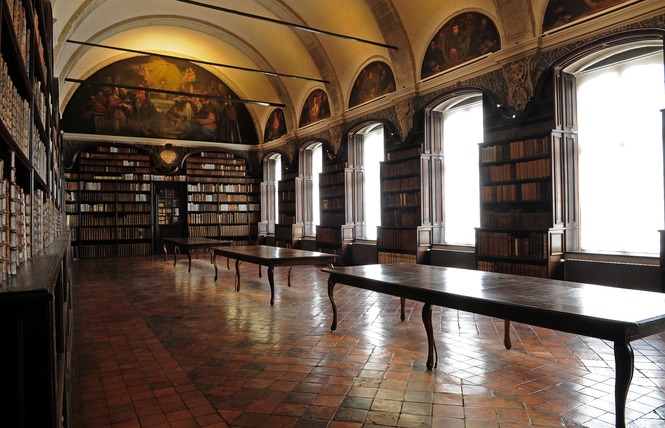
[52,0,641,147]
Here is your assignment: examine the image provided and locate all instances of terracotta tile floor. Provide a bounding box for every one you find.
[70,255,665,427]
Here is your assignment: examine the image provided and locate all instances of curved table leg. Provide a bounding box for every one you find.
[234,259,241,291]
[400,297,406,321]
[614,342,634,428]
[503,320,512,349]
[328,278,338,331]
[259,265,262,278]
[422,303,437,370]
[163,243,167,261]
[187,250,192,272]
[213,253,218,281]
[287,266,293,287]
[267,266,275,306]
[173,245,179,266]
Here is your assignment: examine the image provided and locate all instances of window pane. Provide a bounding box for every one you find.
[363,128,384,240]
[274,156,281,224]
[312,145,322,230]
[577,52,664,254]
[443,101,482,245]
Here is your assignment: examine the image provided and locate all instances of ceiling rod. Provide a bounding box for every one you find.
[67,39,329,84]
[176,0,398,50]
[65,78,286,107]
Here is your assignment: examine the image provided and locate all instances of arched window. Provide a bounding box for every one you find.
[425,92,483,246]
[347,123,384,240]
[558,40,664,255]
[297,143,322,236]
[259,153,281,236]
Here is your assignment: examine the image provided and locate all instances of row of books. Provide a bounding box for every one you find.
[320,184,344,198]
[81,152,150,162]
[320,212,345,225]
[477,260,548,278]
[321,198,344,210]
[32,9,48,85]
[188,163,247,171]
[6,0,30,67]
[188,224,253,237]
[187,183,257,193]
[80,165,152,174]
[378,251,417,264]
[480,158,551,182]
[68,213,151,227]
[32,123,47,180]
[480,210,552,229]
[381,157,420,178]
[76,227,151,241]
[80,173,152,181]
[382,210,421,228]
[382,192,420,208]
[74,243,153,258]
[187,212,259,224]
[320,172,345,187]
[187,169,247,178]
[0,55,30,156]
[480,137,551,163]
[382,176,419,192]
[186,203,259,212]
[385,145,422,162]
[377,228,417,250]
[476,231,548,259]
[188,193,257,203]
[481,182,551,202]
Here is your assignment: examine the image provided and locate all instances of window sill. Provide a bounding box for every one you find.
[564,251,659,266]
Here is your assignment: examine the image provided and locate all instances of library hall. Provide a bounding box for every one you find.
[1,0,665,427]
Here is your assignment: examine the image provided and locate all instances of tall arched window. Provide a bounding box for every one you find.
[347,123,384,240]
[559,40,664,255]
[298,143,322,236]
[259,153,281,236]
[425,92,483,246]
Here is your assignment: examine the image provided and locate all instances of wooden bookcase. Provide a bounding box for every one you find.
[315,154,351,263]
[274,171,302,248]
[377,144,431,264]
[0,0,70,426]
[476,122,563,277]
[65,146,152,258]
[185,151,259,245]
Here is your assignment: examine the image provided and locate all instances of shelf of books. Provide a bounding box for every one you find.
[185,151,259,245]
[476,123,563,278]
[66,146,153,258]
[377,143,430,264]
[274,172,301,248]
[315,154,351,263]
[0,0,72,426]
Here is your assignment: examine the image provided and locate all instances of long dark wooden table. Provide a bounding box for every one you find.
[212,245,337,305]
[322,263,665,428]
[162,237,233,272]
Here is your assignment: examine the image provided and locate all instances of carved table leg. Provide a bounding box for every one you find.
[173,245,179,267]
[163,243,167,261]
[400,297,406,321]
[287,266,293,287]
[267,266,275,306]
[234,259,241,291]
[328,278,338,331]
[213,253,218,281]
[504,320,512,349]
[422,303,437,370]
[187,250,192,272]
[614,341,634,428]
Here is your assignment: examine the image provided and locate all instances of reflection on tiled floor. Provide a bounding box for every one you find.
[70,255,665,427]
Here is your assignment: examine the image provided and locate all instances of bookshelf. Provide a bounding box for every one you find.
[315,153,352,264]
[65,146,153,258]
[377,143,431,264]
[274,171,302,248]
[0,0,70,426]
[476,123,563,278]
[185,151,259,245]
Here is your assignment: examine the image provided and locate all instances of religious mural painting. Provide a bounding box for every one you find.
[421,12,500,80]
[62,56,258,144]
[348,61,396,108]
[264,108,287,142]
[543,0,631,31]
[298,89,331,128]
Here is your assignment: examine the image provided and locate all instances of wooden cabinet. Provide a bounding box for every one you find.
[65,146,153,258]
[377,144,430,264]
[476,123,563,277]
[0,234,72,428]
[185,151,259,245]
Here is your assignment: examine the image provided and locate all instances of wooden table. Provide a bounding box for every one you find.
[212,245,337,305]
[322,263,665,428]
[162,237,233,272]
